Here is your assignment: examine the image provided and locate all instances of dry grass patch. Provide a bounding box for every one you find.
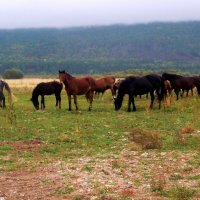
[129,128,162,150]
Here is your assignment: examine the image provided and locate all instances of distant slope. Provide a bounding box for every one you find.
[0,21,200,74]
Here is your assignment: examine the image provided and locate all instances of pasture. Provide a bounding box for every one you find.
[0,78,200,199]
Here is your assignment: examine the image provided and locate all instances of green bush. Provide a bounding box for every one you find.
[3,68,24,79]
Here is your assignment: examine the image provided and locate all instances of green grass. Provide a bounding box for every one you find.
[0,91,200,171]
[162,186,197,200]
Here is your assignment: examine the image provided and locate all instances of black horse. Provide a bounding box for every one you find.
[114,74,165,112]
[0,80,12,108]
[31,81,63,110]
[162,73,196,100]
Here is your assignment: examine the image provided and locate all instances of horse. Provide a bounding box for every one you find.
[94,76,116,98]
[58,70,96,111]
[114,74,165,112]
[0,80,12,108]
[162,73,196,100]
[31,81,63,110]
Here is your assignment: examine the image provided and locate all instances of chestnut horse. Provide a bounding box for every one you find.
[59,70,96,111]
[94,76,116,98]
[31,81,63,110]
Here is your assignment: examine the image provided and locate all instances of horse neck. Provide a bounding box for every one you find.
[32,87,40,100]
[63,73,75,88]
[117,87,125,100]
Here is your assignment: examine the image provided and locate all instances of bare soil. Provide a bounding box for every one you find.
[0,140,200,200]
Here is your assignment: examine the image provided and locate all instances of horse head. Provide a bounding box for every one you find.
[58,70,66,83]
[114,96,123,111]
[30,97,39,110]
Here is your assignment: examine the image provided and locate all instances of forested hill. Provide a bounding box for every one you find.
[1,21,200,75]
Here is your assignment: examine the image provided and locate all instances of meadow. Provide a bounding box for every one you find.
[0,78,200,199]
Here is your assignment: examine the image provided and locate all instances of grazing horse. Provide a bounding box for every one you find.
[31,81,63,110]
[59,70,96,111]
[114,74,165,112]
[94,76,116,98]
[162,73,196,100]
[0,80,12,108]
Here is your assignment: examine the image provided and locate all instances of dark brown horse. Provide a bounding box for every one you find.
[59,70,96,111]
[31,81,63,110]
[0,80,12,108]
[162,73,196,100]
[114,74,165,112]
[94,76,116,98]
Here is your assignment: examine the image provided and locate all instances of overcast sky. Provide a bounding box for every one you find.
[0,0,200,29]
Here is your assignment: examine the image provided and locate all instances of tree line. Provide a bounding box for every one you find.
[0,21,200,75]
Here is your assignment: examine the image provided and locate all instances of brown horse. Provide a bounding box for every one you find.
[162,73,196,100]
[94,76,116,98]
[59,70,96,111]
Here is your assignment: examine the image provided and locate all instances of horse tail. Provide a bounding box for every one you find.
[4,81,16,103]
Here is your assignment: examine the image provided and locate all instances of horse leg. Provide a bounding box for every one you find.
[73,95,78,111]
[132,95,136,111]
[58,94,61,109]
[87,91,94,111]
[128,94,136,112]
[175,89,179,100]
[149,91,155,109]
[55,94,61,109]
[68,94,72,111]
[127,95,132,112]
[41,95,45,109]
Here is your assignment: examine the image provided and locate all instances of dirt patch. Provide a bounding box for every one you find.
[0,150,200,199]
[0,140,43,153]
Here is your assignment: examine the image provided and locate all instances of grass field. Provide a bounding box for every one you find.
[0,78,200,199]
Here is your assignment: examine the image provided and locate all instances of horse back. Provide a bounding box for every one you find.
[95,76,115,91]
[69,76,96,95]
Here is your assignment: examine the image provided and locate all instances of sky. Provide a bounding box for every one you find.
[0,0,200,29]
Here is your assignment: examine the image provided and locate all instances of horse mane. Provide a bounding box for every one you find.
[59,70,73,78]
[31,83,42,100]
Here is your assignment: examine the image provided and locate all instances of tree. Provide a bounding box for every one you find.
[3,68,24,79]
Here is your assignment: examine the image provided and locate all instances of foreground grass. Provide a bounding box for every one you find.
[0,89,200,198]
[1,91,200,165]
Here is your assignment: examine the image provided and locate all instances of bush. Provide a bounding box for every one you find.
[129,128,162,150]
[3,68,24,79]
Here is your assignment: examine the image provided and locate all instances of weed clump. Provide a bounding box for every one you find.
[173,125,194,145]
[163,186,196,200]
[129,128,162,150]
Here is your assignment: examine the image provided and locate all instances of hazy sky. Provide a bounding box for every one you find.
[0,0,200,29]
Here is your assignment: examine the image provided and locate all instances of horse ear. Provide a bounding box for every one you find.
[59,70,65,73]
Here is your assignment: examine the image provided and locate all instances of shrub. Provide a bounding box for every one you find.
[164,186,196,200]
[129,128,162,150]
[3,68,24,79]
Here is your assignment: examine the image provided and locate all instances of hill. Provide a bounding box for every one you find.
[0,21,200,75]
